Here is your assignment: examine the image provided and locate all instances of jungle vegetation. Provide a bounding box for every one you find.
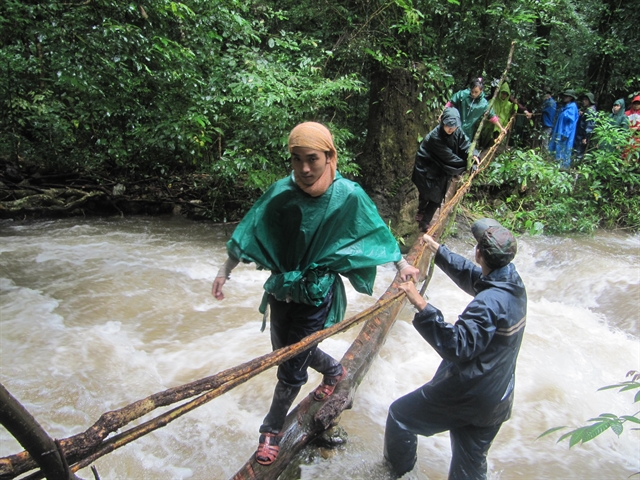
[1,0,638,233]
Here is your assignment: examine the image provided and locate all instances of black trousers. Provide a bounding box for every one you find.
[384,388,502,479]
[260,288,343,434]
[417,191,441,229]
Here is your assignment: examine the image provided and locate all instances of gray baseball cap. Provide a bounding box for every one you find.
[471,218,518,269]
[471,218,502,242]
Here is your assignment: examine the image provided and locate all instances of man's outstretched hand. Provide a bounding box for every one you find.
[398,281,428,311]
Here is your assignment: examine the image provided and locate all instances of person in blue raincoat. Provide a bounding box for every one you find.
[384,219,527,480]
[548,89,579,169]
[540,90,557,150]
[212,122,419,466]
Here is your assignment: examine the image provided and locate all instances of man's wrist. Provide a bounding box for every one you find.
[415,299,428,311]
[395,258,410,272]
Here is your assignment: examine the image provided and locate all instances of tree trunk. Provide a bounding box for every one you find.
[586,0,624,103]
[535,16,551,81]
[357,65,439,240]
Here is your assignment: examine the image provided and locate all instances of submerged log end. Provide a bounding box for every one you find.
[231,387,353,480]
[313,390,350,431]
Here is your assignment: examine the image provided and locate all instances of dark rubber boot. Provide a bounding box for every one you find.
[259,380,301,434]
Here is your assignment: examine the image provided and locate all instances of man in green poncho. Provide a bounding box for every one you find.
[212,121,419,466]
[445,78,506,142]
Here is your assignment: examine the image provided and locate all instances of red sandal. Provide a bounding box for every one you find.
[255,433,281,466]
[313,366,347,401]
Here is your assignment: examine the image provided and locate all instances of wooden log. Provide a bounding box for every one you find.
[0,383,78,480]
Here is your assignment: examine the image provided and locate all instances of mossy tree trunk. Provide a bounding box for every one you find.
[357,65,440,242]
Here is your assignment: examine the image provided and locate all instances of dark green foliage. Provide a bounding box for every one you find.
[469,115,640,234]
[1,0,638,222]
[539,371,640,448]
[0,0,363,187]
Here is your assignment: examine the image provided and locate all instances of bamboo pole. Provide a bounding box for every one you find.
[468,40,517,170]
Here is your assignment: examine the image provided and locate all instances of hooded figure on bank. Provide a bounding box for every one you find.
[412,107,479,232]
[548,89,579,169]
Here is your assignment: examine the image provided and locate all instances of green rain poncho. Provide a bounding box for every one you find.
[449,88,498,140]
[610,99,630,129]
[492,82,518,132]
[480,82,517,146]
[227,171,402,328]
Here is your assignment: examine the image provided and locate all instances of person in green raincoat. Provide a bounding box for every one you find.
[212,121,419,466]
[445,78,507,142]
[479,81,531,148]
[610,99,630,130]
[599,99,631,152]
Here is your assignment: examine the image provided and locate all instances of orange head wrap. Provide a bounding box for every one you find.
[288,122,338,197]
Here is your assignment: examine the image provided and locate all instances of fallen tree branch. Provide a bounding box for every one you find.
[0,384,78,480]
[0,188,103,215]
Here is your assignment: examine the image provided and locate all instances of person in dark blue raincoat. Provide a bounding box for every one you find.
[574,92,598,161]
[412,107,478,232]
[384,219,527,480]
[548,89,579,169]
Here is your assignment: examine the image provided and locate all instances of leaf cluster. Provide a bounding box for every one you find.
[538,371,640,448]
[0,0,363,198]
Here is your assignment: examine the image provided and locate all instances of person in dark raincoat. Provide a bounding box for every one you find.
[384,218,527,480]
[574,92,598,161]
[412,107,479,232]
[609,99,629,130]
[549,89,580,169]
[212,122,419,466]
